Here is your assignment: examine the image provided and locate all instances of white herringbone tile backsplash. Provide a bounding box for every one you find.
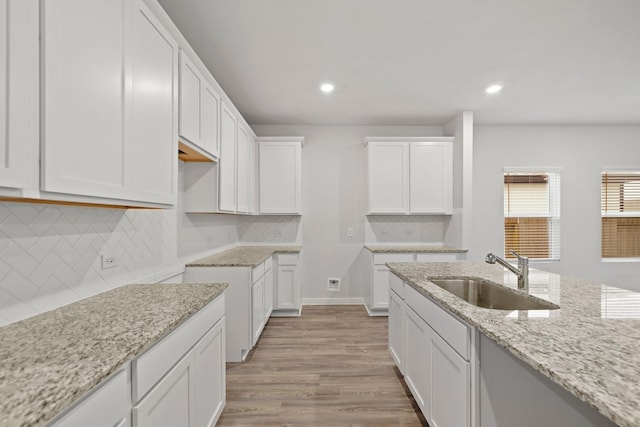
[0,166,245,326]
[365,215,448,243]
[0,203,163,324]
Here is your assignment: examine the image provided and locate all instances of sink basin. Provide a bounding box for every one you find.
[429,278,559,310]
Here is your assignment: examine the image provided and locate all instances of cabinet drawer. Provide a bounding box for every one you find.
[132,293,225,402]
[252,262,265,283]
[389,272,405,300]
[373,253,414,265]
[405,285,469,360]
[264,256,273,272]
[416,253,461,262]
[277,253,298,266]
[47,366,130,427]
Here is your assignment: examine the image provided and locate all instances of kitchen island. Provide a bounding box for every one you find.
[387,261,639,427]
[0,282,227,427]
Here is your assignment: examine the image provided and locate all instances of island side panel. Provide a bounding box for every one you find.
[479,334,616,427]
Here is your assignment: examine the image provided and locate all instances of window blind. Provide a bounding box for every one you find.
[504,171,561,260]
[601,172,640,258]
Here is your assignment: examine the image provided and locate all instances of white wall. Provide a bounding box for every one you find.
[0,162,241,326]
[253,125,444,303]
[471,125,640,290]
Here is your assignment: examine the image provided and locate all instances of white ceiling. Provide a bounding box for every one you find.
[157,0,640,126]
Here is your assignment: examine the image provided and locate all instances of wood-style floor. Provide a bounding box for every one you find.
[217,305,427,426]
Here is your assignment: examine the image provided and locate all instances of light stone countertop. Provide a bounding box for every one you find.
[386,261,640,427]
[187,245,302,268]
[364,245,467,253]
[0,282,227,427]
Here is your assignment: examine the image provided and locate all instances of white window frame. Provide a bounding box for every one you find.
[601,168,640,262]
[503,167,562,262]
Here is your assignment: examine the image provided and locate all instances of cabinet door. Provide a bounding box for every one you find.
[388,289,404,373]
[264,266,274,317]
[372,265,391,310]
[42,0,127,199]
[368,142,408,214]
[178,52,201,146]
[126,0,177,204]
[251,276,265,346]
[192,319,225,427]
[219,102,237,212]
[404,306,431,419]
[276,264,300,310]
[0,0,38,191]
[409,141,452,214]
[200,83,220,157]
[258,141,302,214]
[430,331,470,427]
[236,125,250,214]
[133,352,193,427]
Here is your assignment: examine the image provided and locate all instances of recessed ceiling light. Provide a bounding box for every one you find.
[320,83,334,93]
[486,84,503,94]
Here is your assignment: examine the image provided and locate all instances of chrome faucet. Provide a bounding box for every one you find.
[485,250,529,290]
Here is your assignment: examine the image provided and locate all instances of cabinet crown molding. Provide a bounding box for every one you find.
[363,136,454,146]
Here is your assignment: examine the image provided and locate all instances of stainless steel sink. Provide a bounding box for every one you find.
[429,278,559,310]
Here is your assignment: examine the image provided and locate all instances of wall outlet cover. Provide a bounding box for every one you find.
[327,278,341,291]
[101,255,118,270]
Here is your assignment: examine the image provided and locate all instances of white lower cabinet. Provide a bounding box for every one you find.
[133,353,192,427]
[192,319,226,427]
[403,306,432,417]
[251,276,266,346]
[133,299,226,427]
[274,253,301,314]
[388,288,405,374]
[367,251,464,315]
[48,294,225,427]
[393,273,472,427]
[265,266,274,317]
[184,256,274,362]
[430,330,470,427]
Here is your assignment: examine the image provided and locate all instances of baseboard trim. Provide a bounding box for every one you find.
[302,297,365,305]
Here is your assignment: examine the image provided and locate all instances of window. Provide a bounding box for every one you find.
[503,169,561,260]
[601,171,640,258]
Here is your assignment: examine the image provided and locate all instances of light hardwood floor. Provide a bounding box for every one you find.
[218,305,428,426]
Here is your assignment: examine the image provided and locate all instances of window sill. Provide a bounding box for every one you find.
[601,258,640,263]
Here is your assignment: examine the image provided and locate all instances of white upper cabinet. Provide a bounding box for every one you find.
[126,0,178,204]
[367,142,408,214]
[201,84,220,157]
[409,141,452,214]
[42,0,127,200]
[236,125,251,214]
[365,137,453,215]
[179,53,201,148]
[218,102,237,212]
[257,138,303,215]
[0,0,38,195]
[41,0,177,206]
[178,51,220,160]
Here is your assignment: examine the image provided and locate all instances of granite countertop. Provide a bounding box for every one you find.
[0,282,227,427]
[364,245,467,253]
[386,261,640,427]
[187,245,302,267]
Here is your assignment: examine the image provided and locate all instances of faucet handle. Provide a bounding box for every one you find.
[510,250,529,264]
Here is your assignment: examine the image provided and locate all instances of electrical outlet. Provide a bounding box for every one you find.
[207,235,214,245]
[347,227,354,237]
[327,278,341,291]
[101,255,118,270]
